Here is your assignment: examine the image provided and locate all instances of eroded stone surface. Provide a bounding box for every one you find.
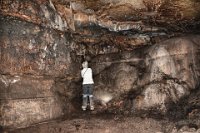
[0,15,74,129]
[0,15,74,77]
[0,0,200,131]
[0,75,66,128]
[90,36,200,114]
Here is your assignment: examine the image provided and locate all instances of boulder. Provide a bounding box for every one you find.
[91,36,200,113]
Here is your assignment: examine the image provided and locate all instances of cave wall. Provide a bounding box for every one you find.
[0,15,78,128]
[0,15,75,76]
[0,0,200,130]
[91,36,200,114]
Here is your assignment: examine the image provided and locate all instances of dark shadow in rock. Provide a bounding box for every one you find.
[0,126,4,133]
[70,82,82,111]
[166,97,188,121]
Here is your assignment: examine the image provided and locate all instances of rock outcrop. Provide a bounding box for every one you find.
[0,15,76,128]
[91,36,200,114]
[0,0,200,130]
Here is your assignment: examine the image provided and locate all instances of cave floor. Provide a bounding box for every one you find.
[8,112,166,133]
[5,110,200,133]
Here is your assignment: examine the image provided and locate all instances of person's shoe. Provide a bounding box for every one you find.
[82,106,86,111]
[90,106,94,110]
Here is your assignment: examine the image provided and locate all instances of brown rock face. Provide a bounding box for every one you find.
[91,36,200,113]
[0,15,74,77]
[0,75,63,128]
[0,15,76,128]
[134,36,200,112]
[0,0,200,130]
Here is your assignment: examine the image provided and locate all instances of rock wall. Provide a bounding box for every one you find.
[91,35,200,114]
[0,0,200,130]
[135,36,200,112]
[0,15,77,129]
[0,75,63,128]
[0,15,74,77]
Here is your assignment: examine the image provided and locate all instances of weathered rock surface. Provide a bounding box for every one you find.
[0,15,76,128]
[0,0,200,131]
[7,112,200,133]
[91,35,200,114]
[0,75,65,128]
[134,36,200,112]
[1,0,200,48]
[0,15,75,77]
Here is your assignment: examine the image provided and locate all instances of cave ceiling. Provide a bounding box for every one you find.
[1,0,200,51]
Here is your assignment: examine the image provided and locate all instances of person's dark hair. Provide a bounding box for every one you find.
[82,61,88,68]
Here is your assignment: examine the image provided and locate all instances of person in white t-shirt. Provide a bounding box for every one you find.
[81,61,94,111]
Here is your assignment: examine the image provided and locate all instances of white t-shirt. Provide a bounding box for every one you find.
[81,68,94,84]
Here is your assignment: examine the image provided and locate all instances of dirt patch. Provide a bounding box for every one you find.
[7,112,169,133]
